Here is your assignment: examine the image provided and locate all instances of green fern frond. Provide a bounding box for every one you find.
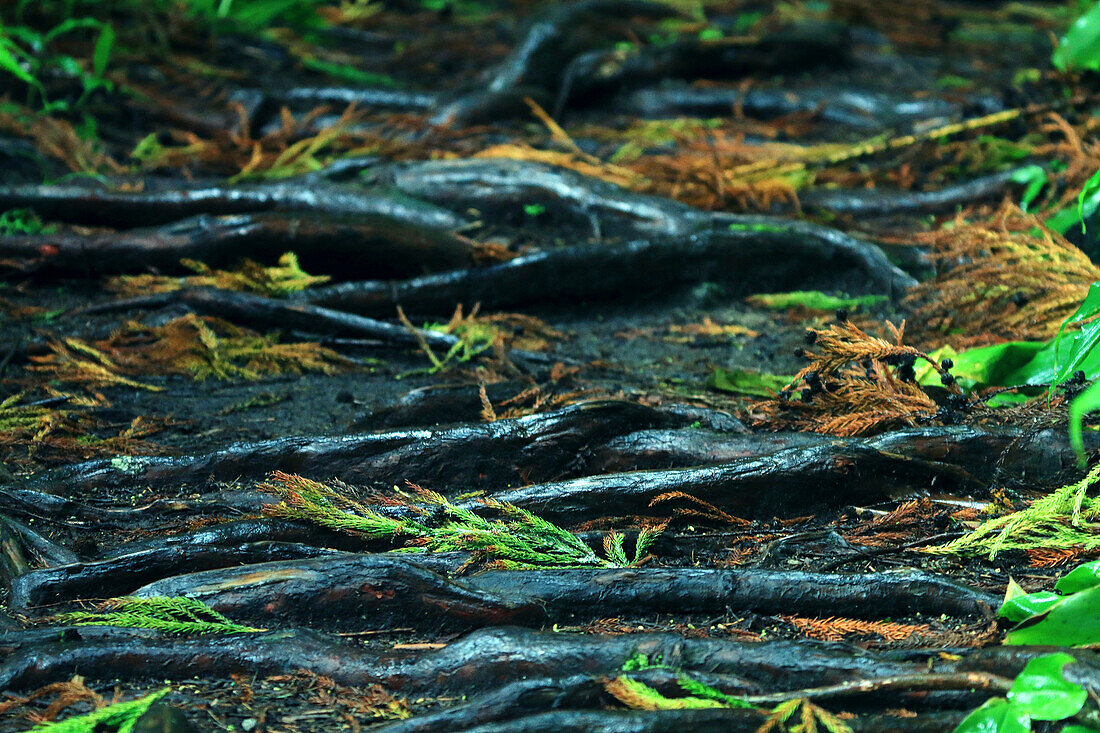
[606,676,726,710]
[604,531,631,566]
[28,687,169,733]
[262,473,660,569]
[675,674,754,708]
[927,463,1100,558]
[55,596,262,635]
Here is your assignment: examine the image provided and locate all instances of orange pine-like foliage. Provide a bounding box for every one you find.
[904,204,1100,346]
[753,322,956,436]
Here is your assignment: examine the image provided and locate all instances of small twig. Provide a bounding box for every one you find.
[396,305,444,370]
[719,671,1013,705]
[819,532,969,571]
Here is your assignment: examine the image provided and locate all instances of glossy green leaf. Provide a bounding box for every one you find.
[707,368,793,397]
[951,698,1030,733]
[917,342,1044,391]
[1007,653,1086,721]
[1052,282,1100,390]
[1069,378,1100,465]
[745,290,887,312]
[1055,560,1100,594]
[1053,2,1100,72]
[998,591,1062,624]
[1005,584,1100,646]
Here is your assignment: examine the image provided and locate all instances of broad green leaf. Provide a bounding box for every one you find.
[1046,206,1081,234]
[1069,378,1100,465]
[951,698,1030,733]
[1005,584,1100,646]
[1007,653,1087,721]
[999,336,1100,387]
[1053,2,1100,72]
[707,368,793,397]
[985,392,1035,407]
[917,342,1044,391]
[998,591,1062,624]
[1055,560,1100,594]
[745,290,887,311]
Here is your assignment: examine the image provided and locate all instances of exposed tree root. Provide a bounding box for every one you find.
[0,181,467,231]
[72,286,460,350]
[480,441,985,523]
[24,401,689,495]
[1,212,479,278]
[595,423,1097,489]
[799,168,1022,215]
[10,554,996,627]
[9,542,348,609]
[2,625,1095,700]
[305,224,914,319]
[619,84,960,130]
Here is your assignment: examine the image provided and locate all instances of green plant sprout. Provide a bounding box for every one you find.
[262,472,662,569]
[0,208,52,235]
[0,16,114,113]
[27,687,170,733]
[54,596,263,635]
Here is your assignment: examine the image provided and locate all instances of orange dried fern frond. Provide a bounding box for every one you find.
[784,615,930,642]
[650,491,751,527]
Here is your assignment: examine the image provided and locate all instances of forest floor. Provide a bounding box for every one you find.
[2,1,1100,731]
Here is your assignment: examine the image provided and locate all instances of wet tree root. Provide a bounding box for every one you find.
[0,180,467,231]
[20,411,1092,527]
[479,441,986,523]
[23,401,692,495]
[304,224,914,319]
[73,286,462,351]
[1,212,478,278]
[385,708,967,733]
[618,84,960,130]
[595,423,1097,489]
[799,168,1023,216]
[2,625,1095,698]
[5,553,998,626]
[8,542,348,609]
[377,669,981,733]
